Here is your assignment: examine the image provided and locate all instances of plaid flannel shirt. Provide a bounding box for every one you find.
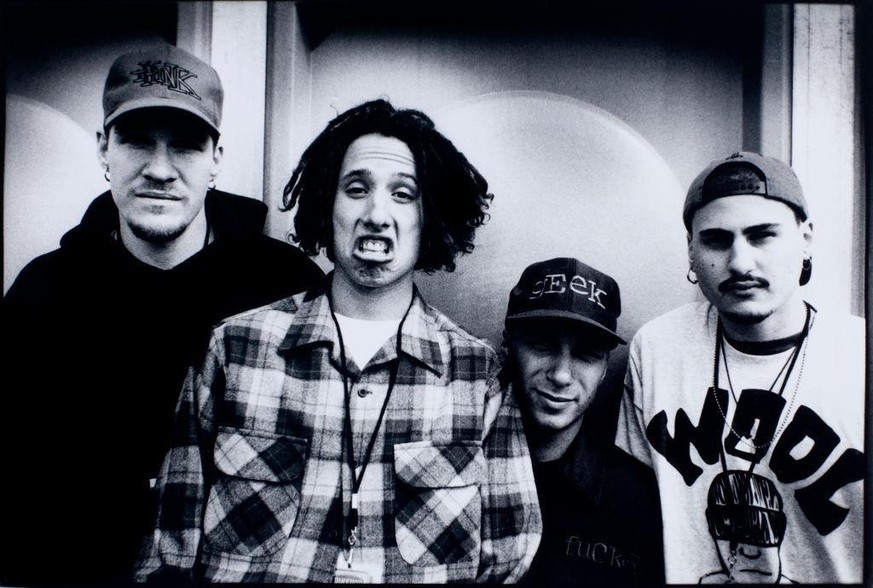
[135,284,541,582]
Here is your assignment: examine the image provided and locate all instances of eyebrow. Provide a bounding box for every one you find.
[340,169,419,186]
[698,223,781,237]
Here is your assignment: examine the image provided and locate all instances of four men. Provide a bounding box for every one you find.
[1,46,322,584]
[616,152,865,583]
[3,42,865,586]
[135,99,542,582]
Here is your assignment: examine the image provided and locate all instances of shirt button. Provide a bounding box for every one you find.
[357,388,371,398]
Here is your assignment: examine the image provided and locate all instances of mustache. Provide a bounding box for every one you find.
[718,274,769,293]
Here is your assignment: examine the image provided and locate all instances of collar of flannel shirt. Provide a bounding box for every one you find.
[278,278,446,377]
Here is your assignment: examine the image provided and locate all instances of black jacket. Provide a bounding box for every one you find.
[1,190,323,585]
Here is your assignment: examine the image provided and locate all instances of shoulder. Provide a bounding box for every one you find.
[631,301,713,351]
[420,298,497,356]
[250,234,323,274]
[4,248,69,303]
[213,291,307,341]
[808,305,865,339]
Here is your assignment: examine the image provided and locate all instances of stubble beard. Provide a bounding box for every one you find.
[127,219,189,244]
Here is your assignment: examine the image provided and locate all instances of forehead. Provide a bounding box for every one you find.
[691,195,798,233]
[110,108,214,141]
[340,134,416,175]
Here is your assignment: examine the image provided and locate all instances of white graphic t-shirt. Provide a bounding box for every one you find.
[616,302,864,584]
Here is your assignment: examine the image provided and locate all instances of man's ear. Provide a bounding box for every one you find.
[210,144,223,181]
[96,129,109,170]
[800,219,813,258]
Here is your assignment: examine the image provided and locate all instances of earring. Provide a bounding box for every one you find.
[799,257,812,286]
[686,268,699,285]
[104,170,111,182]
[208,178,216,190]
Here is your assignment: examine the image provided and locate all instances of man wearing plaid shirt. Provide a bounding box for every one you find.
[136,99,542,583]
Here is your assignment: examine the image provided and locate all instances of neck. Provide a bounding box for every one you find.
[529,419,583,463]
[330,270,414,320]
[118,210,209,270]
[720,294,808,343]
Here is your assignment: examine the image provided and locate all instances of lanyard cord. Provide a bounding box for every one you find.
[328,290,416,553]
[711,302,813,471]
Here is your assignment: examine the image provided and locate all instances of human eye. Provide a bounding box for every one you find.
[747,228,778,245]
[342,180,369,198]
[393,187,419,202]
[523,335,555,353]
[573,346,606,362]
[171,138,208,153]
[391,176,419,203]
[118,132,151,148]
[699,231,731,250]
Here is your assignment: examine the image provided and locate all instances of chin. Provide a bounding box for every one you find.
[716,301,774,326]
[128,220,188,244]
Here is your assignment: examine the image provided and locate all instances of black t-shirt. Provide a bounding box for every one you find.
[522,433,665,586]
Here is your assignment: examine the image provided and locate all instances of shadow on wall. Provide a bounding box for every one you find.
[4,95,107,293]
[416,91,698,437]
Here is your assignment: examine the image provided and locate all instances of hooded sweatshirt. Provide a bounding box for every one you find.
[1,190,323,585]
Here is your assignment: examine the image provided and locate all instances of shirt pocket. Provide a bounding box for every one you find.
[203,427,308,558]
[393,440,485,567]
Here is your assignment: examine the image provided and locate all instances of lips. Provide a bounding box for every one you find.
[536,389,573,404]
[719,278,767,294]
[137,190,181,201]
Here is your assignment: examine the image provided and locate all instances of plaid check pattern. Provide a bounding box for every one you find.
[135,283,541,582]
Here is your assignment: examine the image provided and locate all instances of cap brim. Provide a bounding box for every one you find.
[506,310,627,345]
[104,98,219,133]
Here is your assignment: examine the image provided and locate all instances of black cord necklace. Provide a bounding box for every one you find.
[710,302,814,454]
[328,290,415,568]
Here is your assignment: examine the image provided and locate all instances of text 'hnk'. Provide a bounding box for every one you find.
[131,61,201,100]
[646,387,863,536]
[530,273,607,309]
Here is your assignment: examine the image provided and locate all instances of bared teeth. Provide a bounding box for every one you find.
[359,238,390,253]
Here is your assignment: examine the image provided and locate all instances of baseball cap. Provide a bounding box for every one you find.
[706,471,786,547]
[102,45,223,133]
[505,257,626,345]
[683,152,808,231]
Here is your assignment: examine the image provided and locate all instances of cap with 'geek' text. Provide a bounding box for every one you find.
[505,257,625,345]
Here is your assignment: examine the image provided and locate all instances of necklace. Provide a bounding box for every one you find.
[710,303,814,450]
[328,290,415,568]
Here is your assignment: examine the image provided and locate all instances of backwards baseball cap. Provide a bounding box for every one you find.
[706,471,786,547]
[102,45,223,133]
[683,152,808,231]
[505,257,625,345]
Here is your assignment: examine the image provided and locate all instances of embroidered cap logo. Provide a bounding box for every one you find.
[130,60,202,101]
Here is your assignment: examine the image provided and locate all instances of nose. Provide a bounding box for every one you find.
[727,238,755,274]
[361,190,391,229]
[547,346,573,388]
[142,143,177,183]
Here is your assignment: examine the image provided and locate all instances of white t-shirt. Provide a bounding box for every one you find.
[333,312,401,581]
[334,313,401,369]
[616,302,865,584]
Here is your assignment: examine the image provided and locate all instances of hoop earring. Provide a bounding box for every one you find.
[104,170,111,182]
[686,268,699,285]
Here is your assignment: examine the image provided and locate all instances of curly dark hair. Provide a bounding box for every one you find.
[281,99,493,273]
